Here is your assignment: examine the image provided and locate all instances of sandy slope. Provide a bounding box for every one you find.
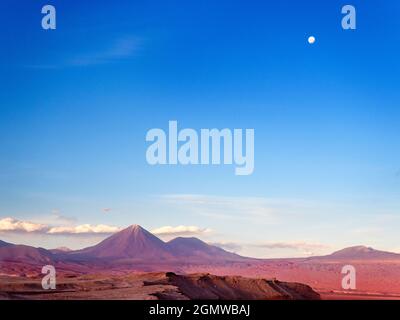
[0,272,319,300]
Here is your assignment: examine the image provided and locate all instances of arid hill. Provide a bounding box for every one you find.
[315,246,400,261]
[167,237,245,261]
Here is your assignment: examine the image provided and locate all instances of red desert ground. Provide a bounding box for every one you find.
[1,224,400,300]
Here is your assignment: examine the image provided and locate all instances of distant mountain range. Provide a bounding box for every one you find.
[1,224,400,270]
[323,245,400,260]
[0,242,53,264]
[0,224,246,267]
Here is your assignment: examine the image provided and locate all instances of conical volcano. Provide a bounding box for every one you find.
[71,225,173,260]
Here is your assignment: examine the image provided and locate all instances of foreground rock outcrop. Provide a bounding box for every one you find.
[144,272,320,300]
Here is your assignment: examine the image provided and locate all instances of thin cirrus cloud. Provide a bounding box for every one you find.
[151,225,212,237]
[209,241,243,253]
[68,36,143,67]
[250,241,332,256]
[27,36,143,69]
[160,194,316,223]
[205,241,332,258]
[210,241,330,255]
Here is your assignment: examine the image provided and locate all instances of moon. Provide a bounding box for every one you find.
[308,36,316,44]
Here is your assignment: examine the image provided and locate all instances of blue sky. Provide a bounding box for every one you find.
[0,0,399,257]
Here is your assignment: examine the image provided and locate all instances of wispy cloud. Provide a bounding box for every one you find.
[249,241,332,256]
[26,35,143,69]
[67,36,142,67]
[210,240,331,257]
[151,225,212,237]
[209,241,243,253]
[251,241,331,251]
[51,209,77,225]
[160,194,313,223]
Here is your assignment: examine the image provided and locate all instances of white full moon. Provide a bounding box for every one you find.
[308,36,316,44]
